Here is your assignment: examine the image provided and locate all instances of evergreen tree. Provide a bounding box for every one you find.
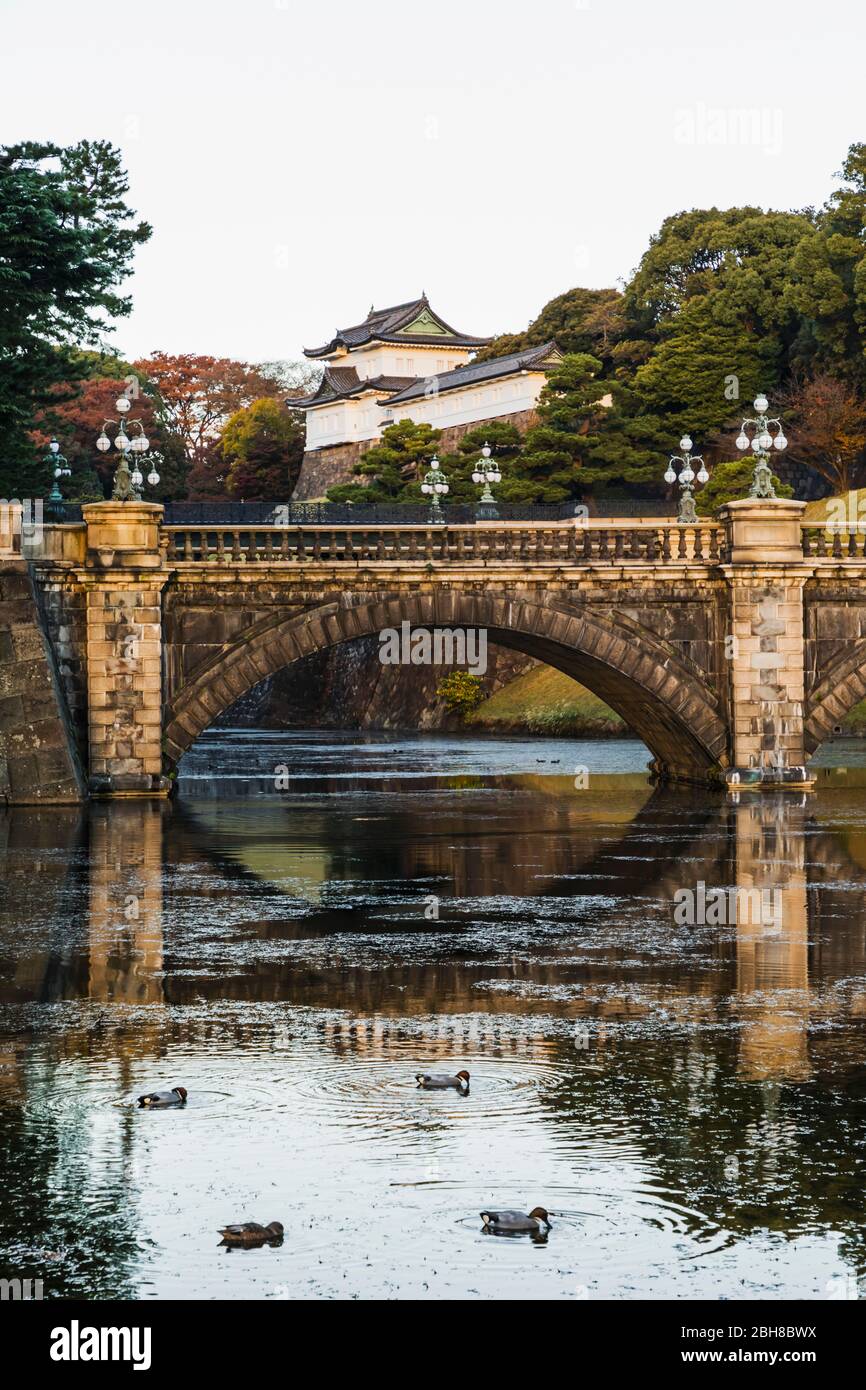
[437,421,525,503]
[327,420,442,504]
[791,143,866,388]
[474,287,625,369]
[695,459,793,514]
[0,141,151,493]
[504,354,613,502]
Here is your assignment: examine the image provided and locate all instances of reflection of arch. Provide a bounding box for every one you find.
[163,592,729,779]
[806,639,866,752]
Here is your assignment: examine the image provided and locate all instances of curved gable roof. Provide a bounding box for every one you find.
[378,341,563,406]
[304,294,491,358]
[285,366,417,408]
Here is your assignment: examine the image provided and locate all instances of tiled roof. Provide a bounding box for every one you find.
[304,294,491,358]
[378,341,562,406]
[285,368,417,408]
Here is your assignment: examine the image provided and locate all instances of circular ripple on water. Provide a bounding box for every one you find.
[284,1056,566,1140]
[449,1186,727,1259]
[116,1084,288,1120]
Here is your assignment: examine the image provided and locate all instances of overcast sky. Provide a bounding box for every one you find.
[2,0,863,366]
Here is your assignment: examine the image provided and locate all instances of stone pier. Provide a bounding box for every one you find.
[81,504,170,797]
[721,499,813,788]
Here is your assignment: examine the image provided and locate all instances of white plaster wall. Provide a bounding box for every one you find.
[339,344,472,381]
[381,372,546,431]
[307,395,380,447]
[305,366,549,451]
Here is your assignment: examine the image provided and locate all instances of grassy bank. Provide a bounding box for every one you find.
[466,664,626,737]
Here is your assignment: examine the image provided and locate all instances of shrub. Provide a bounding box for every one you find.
[437,671,484,715]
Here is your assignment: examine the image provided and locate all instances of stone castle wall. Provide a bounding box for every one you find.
[0,562,85,803]
[292,408,540,501]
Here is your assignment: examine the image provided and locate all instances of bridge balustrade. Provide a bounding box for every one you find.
[161,522,728,566]
[801,524,866,559]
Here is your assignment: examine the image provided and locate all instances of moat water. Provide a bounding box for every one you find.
[1,730,865,1300]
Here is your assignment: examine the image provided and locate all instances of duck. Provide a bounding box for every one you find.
[218,1221,284,1247]
[480,1207,552,1234]
[415,1069,470,1092]
[137,1087,188,1108]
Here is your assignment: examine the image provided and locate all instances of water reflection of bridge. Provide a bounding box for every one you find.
[4,787,866,1087]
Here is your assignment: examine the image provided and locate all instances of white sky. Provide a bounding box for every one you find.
[1,0,863,364]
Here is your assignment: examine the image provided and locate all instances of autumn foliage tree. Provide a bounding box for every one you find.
[34,354,187,501]
[220,398,305,502]
[779,373,866,494]
[135,353,286,477]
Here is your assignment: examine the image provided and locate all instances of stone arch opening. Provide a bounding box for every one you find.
[163,591,729,782]
[806,638,866,755]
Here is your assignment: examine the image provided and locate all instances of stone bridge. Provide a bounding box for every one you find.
[3,498,866,801]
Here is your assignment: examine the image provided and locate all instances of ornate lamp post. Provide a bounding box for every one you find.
[45,437,71,521]
[735,393,787,499]
[95,394,160,502]
[420,455,449,523]
[471,441,501,521]
[664,433,708,524]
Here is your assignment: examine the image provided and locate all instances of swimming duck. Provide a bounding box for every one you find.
[415,1070,470,1091]
[218,1221,284,1247]
[480,1207,551,1234]
[137,1087,188,1108]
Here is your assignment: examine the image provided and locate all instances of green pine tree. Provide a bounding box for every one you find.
[0,140,151,495]
[327,419,443,504]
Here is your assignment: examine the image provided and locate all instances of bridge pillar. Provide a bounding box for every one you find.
[82,503,170,798]
[720,498,813,788]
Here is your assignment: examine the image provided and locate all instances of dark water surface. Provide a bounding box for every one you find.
[1,730,865,1300]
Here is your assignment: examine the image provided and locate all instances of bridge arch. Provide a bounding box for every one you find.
[806,638,866,752]
[162,590,730,781]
